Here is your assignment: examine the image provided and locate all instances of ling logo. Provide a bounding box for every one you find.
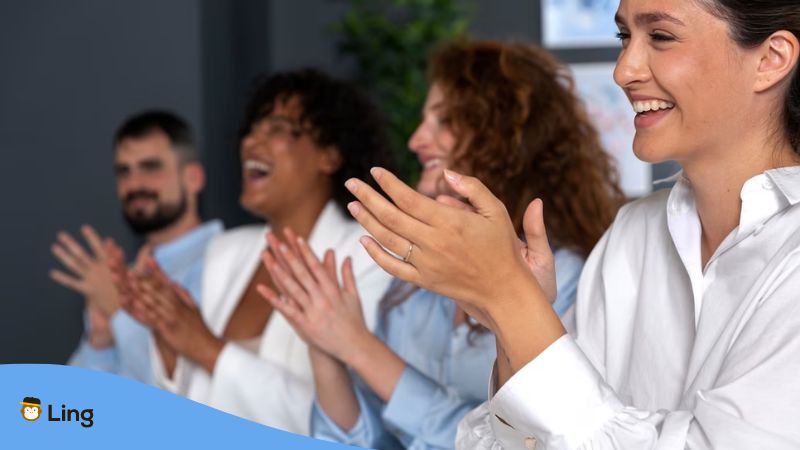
[20,397,42,421]
[19,396,94,428]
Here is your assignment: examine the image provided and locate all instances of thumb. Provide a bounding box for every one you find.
[442,169,502,217]
[523,199,551,257]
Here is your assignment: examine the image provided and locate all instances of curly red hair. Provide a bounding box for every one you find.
[430,40,625,256]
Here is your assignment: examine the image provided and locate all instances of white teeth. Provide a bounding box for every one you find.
[244,159,272,174]
[424,158,442,169]
[632,100,674,114]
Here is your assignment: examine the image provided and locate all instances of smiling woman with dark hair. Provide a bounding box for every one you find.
[121,68,394,434]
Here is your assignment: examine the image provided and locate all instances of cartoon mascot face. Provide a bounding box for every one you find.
[20,397,42,421]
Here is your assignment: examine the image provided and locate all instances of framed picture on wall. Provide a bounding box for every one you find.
[569,62,652,197]
[542,0,620,49]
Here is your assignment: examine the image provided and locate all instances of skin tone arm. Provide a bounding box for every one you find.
[343,168,565,381]
[258,229,406,430]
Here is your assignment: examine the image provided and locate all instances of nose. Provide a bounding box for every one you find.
[613,38,651,89]
[407,122,427,155]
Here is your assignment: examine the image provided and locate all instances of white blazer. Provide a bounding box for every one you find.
[151,201,393,434]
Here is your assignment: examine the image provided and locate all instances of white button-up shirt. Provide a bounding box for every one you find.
[457,167,800,449]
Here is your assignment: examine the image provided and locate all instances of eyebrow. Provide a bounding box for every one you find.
[615,11,686,27]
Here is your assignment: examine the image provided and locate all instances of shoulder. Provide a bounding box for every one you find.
[613,187,671,230]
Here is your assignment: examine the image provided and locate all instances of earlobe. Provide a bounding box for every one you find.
[319,147,343,175]
[183,162,206,194]
[755,31,800,93]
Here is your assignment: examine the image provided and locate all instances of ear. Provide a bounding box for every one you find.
[181,162,206,195]
[318,146,342,175]
[754,30,800,93]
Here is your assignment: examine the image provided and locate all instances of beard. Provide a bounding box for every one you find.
[122,188,188,235]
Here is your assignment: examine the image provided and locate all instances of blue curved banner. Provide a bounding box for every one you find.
[1,364,356,449]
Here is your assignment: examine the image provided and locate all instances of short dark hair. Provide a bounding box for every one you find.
[240,68,398,218]
[114,110,198,164]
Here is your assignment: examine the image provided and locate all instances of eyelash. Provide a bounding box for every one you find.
[615,31,675,43]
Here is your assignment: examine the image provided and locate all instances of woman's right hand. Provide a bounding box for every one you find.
[258,229,374,364]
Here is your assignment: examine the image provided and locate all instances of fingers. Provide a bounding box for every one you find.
[344,174,431,241]
[346,201,417,258]
[436,194,476,212]
[51,243,87,277]
[522,199,553,260]
[261,250,313,310]
[296,238,341,301]
[277,241,325,304]
[265,232,293,274]
[49,269,85,293]
[358,236,419,284]
[442,169,505,218]
[81,225,107,261]
[56,232,92,267]
[257,284,308,336]
[341,257,358,298]
[354,167,445,227]
[322,249,338,283]
[132,245,152,273]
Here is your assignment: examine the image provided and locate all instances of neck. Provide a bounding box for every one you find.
[268,194,330,245]
[145,211,202,247]
[682,135,798,267]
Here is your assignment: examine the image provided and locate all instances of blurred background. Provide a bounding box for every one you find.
[0,0,677,363]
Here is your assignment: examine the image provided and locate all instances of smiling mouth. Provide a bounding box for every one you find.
[422,158,444,170]
[632,100,675,115]
[243,159,272,179]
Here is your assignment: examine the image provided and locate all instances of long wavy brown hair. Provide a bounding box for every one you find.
[382,40,626,335]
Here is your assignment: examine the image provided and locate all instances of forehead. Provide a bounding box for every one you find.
[115,130,177,164]
[616,0,708,22]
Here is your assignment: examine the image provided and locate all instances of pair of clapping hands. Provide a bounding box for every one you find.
[258,167,565,374]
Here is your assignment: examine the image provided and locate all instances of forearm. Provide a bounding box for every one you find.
[310,347,360,431]
[344,333,406,403]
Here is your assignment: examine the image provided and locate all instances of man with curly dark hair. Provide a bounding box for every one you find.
[121,68,396,434]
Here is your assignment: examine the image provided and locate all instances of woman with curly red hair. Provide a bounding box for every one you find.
[258,40,624,449]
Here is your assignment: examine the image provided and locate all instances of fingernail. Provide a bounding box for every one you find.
[370,167,382,180]
[359,236,371,247]
[443,169,461,186]
[347,201,361,216]
[345,179,358,193]
[279,243,289,253]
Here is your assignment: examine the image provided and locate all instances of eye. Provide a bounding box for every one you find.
[650,32,675,42]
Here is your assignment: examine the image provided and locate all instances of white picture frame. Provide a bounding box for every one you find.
[569,62,652,197]
[543,0,621,49]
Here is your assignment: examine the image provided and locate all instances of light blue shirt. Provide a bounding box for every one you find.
[311,248,584,449]
[68,219,223,383]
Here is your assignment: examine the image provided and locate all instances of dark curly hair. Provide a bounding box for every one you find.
[240,68,398,217]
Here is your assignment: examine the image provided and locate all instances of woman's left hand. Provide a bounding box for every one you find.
[257,229,373,365]
[127,256,224,373]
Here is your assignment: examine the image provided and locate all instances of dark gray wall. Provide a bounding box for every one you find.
[0,0,204,362]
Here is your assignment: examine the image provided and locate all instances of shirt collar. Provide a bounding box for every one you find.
[153,219,224,264]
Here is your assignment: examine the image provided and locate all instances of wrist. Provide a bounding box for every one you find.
[196,335,226,374]
[485,271,565,373]
[341,331,381,371]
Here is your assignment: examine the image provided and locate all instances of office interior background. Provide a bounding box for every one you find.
[0,0,678,363]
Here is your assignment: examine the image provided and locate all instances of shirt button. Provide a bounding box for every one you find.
[525,436,537,449]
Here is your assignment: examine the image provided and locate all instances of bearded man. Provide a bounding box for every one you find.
[50,111,223,383]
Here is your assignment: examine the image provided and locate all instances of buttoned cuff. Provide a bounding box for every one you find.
[491,335,622,449]
[382,364,439,435]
